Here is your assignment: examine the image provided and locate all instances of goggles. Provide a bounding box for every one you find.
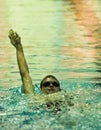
[42,81,59,87]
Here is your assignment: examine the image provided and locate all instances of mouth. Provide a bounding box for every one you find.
[48,89,55,93]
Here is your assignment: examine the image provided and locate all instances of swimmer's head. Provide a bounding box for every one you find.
[40,75,61,94]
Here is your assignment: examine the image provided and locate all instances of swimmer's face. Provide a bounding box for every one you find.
[41,76,61,94]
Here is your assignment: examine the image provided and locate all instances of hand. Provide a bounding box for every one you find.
[8,29,21,48]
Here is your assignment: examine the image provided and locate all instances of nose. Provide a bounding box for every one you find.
[50,83,53,86]
[49,83,54,87]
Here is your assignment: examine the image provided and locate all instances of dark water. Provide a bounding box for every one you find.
[0,0,101,129]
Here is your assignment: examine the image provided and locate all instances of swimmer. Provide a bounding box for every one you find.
[8,29,61,95]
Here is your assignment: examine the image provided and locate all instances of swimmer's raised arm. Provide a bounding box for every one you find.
[8,29,34,94]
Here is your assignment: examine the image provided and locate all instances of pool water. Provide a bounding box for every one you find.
[0,85,101,130]
[0,0,101,129]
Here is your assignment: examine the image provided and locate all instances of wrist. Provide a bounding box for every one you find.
[16,43,23,51]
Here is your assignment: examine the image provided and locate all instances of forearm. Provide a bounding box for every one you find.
[16,44,29,75]
[16,44,34,94]
[9,29,34,94]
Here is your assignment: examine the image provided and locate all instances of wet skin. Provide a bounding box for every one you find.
[8,29,61,95]
[41,77,61,94]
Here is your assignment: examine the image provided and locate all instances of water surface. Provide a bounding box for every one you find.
[0,0,101,129]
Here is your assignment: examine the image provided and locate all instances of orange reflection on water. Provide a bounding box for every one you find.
[70,0,101,44]
[60,0,101,80]
[0,1,11,88]
[0,1,9,41]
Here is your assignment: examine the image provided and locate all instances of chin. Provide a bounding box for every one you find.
[48,90,56,94]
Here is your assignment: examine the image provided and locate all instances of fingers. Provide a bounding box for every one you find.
[8,29,21,47]
[8,29,13,39]
[8,29,15,40]
[8,29,20,40]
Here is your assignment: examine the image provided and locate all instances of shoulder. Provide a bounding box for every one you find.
[22,84,42,95]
